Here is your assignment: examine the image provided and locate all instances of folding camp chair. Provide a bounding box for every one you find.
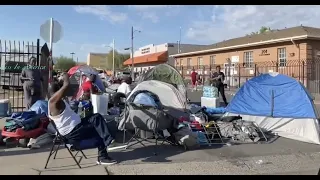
[122,102,178,155]
[44,121,100,169]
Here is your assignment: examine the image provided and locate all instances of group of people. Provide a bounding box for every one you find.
[190,65,228,106]
[19,57,126,165]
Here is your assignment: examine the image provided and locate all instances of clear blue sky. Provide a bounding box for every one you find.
[0,5,318,62]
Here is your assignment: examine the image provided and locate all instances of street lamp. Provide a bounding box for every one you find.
[105,39,115,76]
[130,27,141,80]
[70,52,75,61]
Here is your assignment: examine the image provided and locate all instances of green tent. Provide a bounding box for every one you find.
[138,64,187,98]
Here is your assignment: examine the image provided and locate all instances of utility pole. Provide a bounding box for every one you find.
[131,26,134,80]
[178,27,182,53]
[112,39,115,76]
[70,52,75,61]
[77,57,78,63]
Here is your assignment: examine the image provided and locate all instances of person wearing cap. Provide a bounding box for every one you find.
[20,57,43,109]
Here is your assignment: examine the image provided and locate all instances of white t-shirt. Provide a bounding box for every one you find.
[117,82,132,95]
[48,100,81,136]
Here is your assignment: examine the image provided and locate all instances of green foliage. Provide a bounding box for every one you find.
[106,50,130,70]
[54,56,76,71]
[248,26,272,36]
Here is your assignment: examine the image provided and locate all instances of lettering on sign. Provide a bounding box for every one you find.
[141,48,150,54]
[259,49,270,56]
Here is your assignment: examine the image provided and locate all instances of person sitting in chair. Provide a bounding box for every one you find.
[48,73,117,165]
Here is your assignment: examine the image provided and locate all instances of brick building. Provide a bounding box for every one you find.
[171,26,320,90]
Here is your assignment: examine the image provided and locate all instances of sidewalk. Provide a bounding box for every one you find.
[1,144,320,175]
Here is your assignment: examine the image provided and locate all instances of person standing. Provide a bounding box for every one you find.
[190,68,198,91]
[20,57,43,109]
[211,65,228,106]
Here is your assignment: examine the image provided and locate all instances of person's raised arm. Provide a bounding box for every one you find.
[50,73,69,104]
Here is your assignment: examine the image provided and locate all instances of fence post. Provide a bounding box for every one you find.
[181,66,184,77]
[254,64,257,76]
[238,64,241,88]
[36,39,40,66]
[302,61,305,87]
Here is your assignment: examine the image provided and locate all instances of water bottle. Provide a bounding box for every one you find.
[78,102,83,117]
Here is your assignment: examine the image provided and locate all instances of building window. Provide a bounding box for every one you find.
[278,48,287,67]
[197,57,203,69]
[244,51,253,68]
[187,58,191,69]
[210,55,215,66]
[179,59,183,66]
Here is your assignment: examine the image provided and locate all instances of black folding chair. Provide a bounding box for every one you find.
[44,122,89,169]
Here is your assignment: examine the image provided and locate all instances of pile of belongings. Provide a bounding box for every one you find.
[4,111,46,132]
[216,116,261,143]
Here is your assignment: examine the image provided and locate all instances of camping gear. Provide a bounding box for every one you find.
[172,127,199,150]
[224,72,320,144]
[201,97,219,108]
[0,99,12,117]
[91,93,109,116]
[1,117,49,147]
[203,86,218,98]
[216,119,266,143]
[29,100,49,116]
[127,80,188,119]
[67,65,106,100]
[138,64,187,100]
[205,107,226,115]
[27,133,54,149]
[119,90,180,154]
[186,121,225,145]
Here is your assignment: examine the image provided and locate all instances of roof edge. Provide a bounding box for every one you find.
[170,35,320,58]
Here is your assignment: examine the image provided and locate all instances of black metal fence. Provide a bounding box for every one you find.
[177,59,320,95]
[0,39,41,112]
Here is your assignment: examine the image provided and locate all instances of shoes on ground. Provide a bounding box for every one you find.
[97,156,117,165]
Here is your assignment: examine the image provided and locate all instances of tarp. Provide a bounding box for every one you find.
[67,65,106,99]
[225,72,320,144]
[226,72,317,119]
[139,64,187,98]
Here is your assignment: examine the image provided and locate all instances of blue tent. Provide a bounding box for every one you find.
[226,73,317,119]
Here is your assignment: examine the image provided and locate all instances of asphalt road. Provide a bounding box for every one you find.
[0,88,320,174]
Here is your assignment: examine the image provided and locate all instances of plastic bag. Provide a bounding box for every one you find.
[202,86,218,98]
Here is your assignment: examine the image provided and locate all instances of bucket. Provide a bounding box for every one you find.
[0,99,12,117]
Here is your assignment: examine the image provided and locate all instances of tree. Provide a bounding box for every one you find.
[248,26,272,36]
[54,56,76,72]
[106,50,130,70]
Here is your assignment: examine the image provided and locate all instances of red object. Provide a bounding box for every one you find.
[190,121,202,130]
[178,116,187,123]
[191,71,197,86]
[82,81,93,92]
[68,65,81,76]
[1,117,50,139]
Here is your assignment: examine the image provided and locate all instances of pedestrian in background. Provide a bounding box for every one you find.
[211,65,228,106]
[190,68,198,91]
[20,57,43,109]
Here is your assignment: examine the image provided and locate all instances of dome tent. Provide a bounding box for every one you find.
[138,64,187,99]
[224,72,320,144]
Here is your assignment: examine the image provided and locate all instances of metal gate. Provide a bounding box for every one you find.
[0,39,40,112]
